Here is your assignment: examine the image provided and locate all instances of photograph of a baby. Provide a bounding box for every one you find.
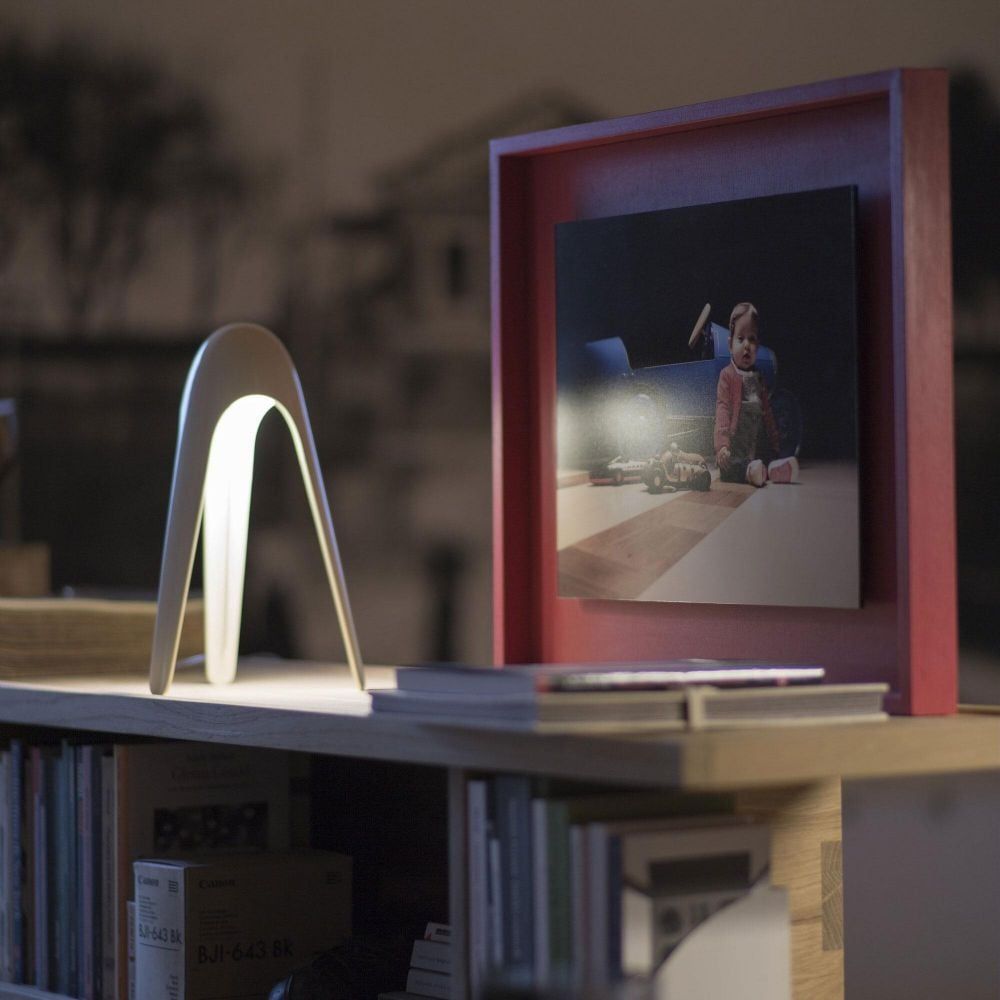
[555,187,860,609]
[714,302,798,488]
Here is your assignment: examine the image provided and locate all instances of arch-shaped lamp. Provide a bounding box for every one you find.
[149,323,364,695]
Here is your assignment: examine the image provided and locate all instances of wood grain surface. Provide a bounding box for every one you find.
[738,780,844,1000]
[558,485,752,599]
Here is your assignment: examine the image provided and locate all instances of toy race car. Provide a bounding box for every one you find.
[643,444,712,494]
[588,455,647,486]
[584,304,802,461]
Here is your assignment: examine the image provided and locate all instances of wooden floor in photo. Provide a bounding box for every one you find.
[558,482,753,599]
[557,462,859,607]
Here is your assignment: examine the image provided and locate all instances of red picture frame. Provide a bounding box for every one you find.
[490,69,956,716]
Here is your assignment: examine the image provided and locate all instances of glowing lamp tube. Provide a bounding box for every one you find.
[149,324,364,695]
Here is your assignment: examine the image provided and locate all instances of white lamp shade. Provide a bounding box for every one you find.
[149,323,364,695]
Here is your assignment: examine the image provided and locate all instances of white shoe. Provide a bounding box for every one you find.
[746,459,766,487]
[767,456,799,483]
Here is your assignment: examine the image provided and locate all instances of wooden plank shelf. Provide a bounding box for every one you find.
[0,985,67,1000]
[0,660,997,791]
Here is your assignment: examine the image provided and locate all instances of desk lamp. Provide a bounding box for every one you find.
[149,323,364,695]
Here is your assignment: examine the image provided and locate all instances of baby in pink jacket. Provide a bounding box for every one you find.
[714,302,799,487]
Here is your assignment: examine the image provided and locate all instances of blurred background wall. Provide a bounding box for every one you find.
[0,0,997,690]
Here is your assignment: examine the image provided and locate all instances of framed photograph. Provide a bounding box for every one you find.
[555,187,859,608]
[491,70,955,715]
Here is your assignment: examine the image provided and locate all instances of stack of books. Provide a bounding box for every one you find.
[379,922,452,1000]
[372,661,888,731]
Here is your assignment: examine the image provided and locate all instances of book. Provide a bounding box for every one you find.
[0,748,9,983]
[113,742,291,1000]
[395,660,826,695]
[404,967,451,1000]
[125,902,135,1000]
[409,938,451,975]
[490,775,533,985]
[487,836,502,970]
[44,747,64,990]
[22,743,34,989]
[55,740,77,995]
[372,682,887,731]
[530,798,550,987]
[133,853,351,1000]
[422,922,451,944]
[685,683,888,729]
[372,687,686,729]
[100,752,115,1000]
[30,747,46,989]
[77,744,103,1000]
[466,780,489,1000]
[0,597,203,678]
[9,739,24,985]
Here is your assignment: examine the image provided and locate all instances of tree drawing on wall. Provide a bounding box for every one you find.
[0,36,249,333]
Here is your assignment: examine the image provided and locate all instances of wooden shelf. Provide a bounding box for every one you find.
[0,984,65,1000]
[0,659,996,791]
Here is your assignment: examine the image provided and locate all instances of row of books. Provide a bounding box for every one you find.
[0,736,292,999]
[465,774,788,998]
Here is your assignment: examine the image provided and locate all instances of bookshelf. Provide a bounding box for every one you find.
[2,661,998,788]
[1,660,999,1000]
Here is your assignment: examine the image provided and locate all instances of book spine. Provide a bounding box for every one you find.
[21,745,34,988]
[54,745,71,994]
[43,751,59,990]
[466,779,488,1000]
[134,864,183,1000]
[31,748,47,991]
[126,901,136,1000]
[531,798,549,987]
[0,749,10,983]
[568,824,586,990]
[487,835,502,970]
[10,739,24,983]
[491,775,533,983]
[80,744,102,1000]
[66,743,79,996]
[78,745,92,1000]
[114,745,126,1000]
[606,833,623,980]
[101,752,116,1000]
[547,801,572,985]
[586,823,609,987]
[405,967,451,1000]
[422,921,451,944]
[410,938,452,974]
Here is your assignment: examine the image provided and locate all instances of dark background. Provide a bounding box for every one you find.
[557,187,858,462]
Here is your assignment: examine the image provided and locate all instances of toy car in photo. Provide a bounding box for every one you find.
[583,304,803,462]
[588,455,647,486]
[643,444,712,494]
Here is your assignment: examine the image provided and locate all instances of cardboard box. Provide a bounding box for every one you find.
[134,852,351,1000]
